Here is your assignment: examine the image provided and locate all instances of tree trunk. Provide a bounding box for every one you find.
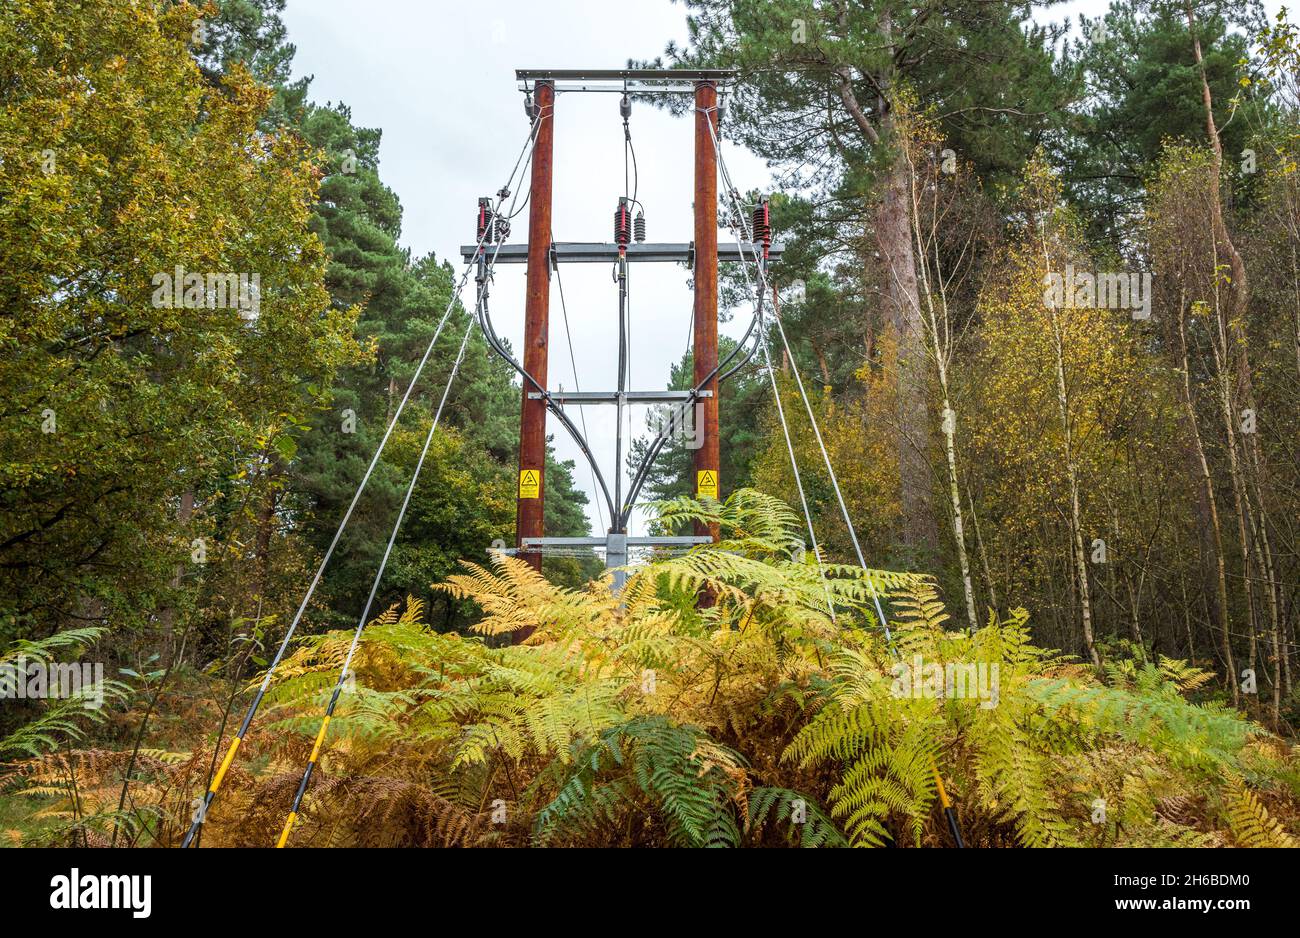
[1068,468,1100,668]
[940,401,978,632]
[1048,312,1100,668]
[810,336,832,387]
[876,148,937,559]
[967,482,998,617]
[160,490,195,663]
[255,463,280,606]
[1214,342,1258,688]
[1178,304,1238,704]
[1186,5,1261,708]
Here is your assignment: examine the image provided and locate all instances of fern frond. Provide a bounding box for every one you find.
[1224,778,1296,848]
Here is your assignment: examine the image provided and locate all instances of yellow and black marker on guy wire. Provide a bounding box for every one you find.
[931,756,965,848]
[179,656,350,848]
[180,673,271,848]
[276,678,346,847]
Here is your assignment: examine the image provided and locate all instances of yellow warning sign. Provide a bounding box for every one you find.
[519,469,540,499]
[696,469,718,500]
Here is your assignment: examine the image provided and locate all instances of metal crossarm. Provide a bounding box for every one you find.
[515,535,714,590]
[515,69,737,81]
[519,536,712,547]
[527,390,712,404]
[515,69,738,96]
[458,241,783,265]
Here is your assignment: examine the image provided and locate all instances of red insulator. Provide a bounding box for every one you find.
[477,197,495,245]
[614,198,633,247]
[752,198,771,247]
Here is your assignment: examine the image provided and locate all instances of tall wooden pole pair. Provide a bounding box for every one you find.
[515,79,720,568]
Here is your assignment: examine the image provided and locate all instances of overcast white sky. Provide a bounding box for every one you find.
[279,0,1253,536]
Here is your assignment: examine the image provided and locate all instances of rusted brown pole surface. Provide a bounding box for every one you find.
[692,80,720,543]
[517,80,554,571]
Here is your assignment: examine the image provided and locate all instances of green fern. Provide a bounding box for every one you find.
[0,627,131,759]
[533,717,745,847]
[747,786,847,847]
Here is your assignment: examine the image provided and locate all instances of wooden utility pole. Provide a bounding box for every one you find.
[516,80,554,571]
[692,79,720,543]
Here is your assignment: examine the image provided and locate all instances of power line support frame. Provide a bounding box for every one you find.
[498,69,743,593]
